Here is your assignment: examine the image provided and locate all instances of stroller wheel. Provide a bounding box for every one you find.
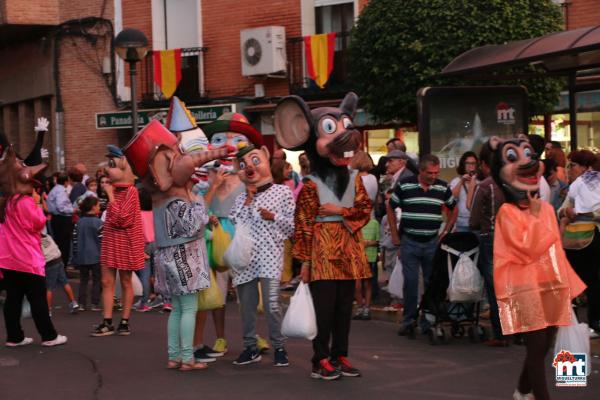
[467,325,487,343]
[428,326,447,345]
[451,324,465,338]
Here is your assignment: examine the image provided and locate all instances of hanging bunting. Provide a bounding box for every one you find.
[304,32,336,89]
[152,49,183,99]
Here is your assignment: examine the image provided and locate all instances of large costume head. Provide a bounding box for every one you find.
[123,120,230,199]
[274,92,361,199]
[105,145,136,186]
[204,113,263,172]
[489,135,542,205]
[0,131,47,195]
[234,144,272,187]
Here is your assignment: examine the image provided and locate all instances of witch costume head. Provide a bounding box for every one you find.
[489,135,543,205]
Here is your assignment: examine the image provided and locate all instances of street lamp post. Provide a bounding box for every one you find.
[114,28,149,136]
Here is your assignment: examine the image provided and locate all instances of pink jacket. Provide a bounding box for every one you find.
[141,210,155,243]
[0,195,47,276]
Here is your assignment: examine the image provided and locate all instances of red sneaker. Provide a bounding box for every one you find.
[310,358,342,380]
[331,356,361,377]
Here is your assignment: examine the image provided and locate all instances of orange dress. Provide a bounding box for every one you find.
[493,202,586,335]
[293,174,372,281]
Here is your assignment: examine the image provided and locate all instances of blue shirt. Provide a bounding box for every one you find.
[47,184,74,216]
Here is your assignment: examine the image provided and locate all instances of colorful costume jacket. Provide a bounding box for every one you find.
[493,201,586,335]
[293,173,372,281]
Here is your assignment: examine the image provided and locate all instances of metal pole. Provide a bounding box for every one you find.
[568,72,578,150]
[130,61,138,135]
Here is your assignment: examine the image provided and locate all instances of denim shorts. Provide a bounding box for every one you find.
[45,259,68,290]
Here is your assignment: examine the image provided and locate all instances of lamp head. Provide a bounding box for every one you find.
[115,28,149,63]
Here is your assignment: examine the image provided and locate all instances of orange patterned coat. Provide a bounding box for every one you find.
[293,174,372,281]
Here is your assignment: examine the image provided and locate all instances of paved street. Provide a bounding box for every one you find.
[1,292,599,400]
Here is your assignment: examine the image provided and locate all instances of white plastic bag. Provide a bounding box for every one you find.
[21,298,31,319]
[115,271,143,297]
[554,309,591,376]
[444,246,483,302]
[281,282,317,340]
[223,223,253,273]
[387,257,404,299]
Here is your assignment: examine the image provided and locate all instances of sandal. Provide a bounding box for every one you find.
[179,362,208,371]
[166,360,181,369]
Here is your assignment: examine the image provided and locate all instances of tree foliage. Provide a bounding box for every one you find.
[349,0,565,123]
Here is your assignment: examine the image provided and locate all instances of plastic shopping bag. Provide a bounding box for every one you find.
[212,224,232,269]
[21,298,31,319]
[387,257,404,299]
[554,309,591,376]
[115,272,143,297]
[198,270,225,311]
[446,247,483,302]
[281,282,317,340]
[223,223,253,273]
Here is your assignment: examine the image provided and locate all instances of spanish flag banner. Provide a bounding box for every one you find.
[304,32,336,89]
[152,49,182,99]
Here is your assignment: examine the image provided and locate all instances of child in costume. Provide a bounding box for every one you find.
[489,136,586,400]
[124,118,231,371]
[229,143,295,367]
[274,93,372,380]
[91,145,145,337]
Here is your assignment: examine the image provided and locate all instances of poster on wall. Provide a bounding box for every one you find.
[417,86,528,180]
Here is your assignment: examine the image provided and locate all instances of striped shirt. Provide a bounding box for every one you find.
[390,176,455,241]
[100,185,145,270]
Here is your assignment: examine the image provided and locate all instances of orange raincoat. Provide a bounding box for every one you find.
[493,201,586,335]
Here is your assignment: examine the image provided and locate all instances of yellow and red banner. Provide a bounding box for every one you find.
[153,49,182,99]
[304,33,336,89]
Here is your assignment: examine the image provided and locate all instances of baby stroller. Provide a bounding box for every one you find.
[420,231,487,345]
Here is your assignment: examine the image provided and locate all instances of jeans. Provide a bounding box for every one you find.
[167,293,198,363]
[310,280,355,366]
[135,258,152,305]
[237,278,285,349]
[1,269,58,342]
[400,235,437,330]
[78,264,101,306]
[477,234,504,340]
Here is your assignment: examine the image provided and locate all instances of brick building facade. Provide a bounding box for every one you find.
[1,0,599,173]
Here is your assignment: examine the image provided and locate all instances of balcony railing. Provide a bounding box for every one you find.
[287,31,352,97]
[141,47,207,106]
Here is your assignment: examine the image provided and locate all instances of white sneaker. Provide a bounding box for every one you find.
[41,334,68,347]
[6,337,33,347]
[512,389,534,400]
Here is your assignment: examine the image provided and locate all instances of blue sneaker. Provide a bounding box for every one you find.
[232,347,261,365]
[273,347,289,367]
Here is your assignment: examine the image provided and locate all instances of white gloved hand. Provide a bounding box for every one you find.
[41,148,49,160]
[34,117,49,132]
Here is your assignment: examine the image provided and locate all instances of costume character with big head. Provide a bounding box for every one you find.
[0,120,68,347]
[489,136,585,400]
[228,143,295,366]
[190,113,265,358]
[123,118,231,370]
[91,145,145,337]
[274,92,372,380]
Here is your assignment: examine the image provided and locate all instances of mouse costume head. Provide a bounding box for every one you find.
[274,92,361,199]
[0,131,47,195]
[105,144,136,186]
[489,135,542,204]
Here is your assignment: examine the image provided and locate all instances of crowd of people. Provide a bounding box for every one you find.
[0,107,597,397]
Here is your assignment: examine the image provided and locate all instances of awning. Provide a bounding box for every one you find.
[441,25,600,76]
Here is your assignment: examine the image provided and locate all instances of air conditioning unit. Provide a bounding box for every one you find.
[240,26,287,77]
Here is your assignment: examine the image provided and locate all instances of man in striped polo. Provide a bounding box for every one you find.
[387,154,457,338]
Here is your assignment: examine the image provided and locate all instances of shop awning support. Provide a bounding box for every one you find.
[569,72,578,149]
